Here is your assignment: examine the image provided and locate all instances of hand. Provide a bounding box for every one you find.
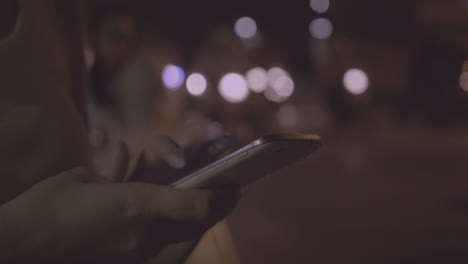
[104,134,233,186]
[0,167,238,263]
[93,134,236,264]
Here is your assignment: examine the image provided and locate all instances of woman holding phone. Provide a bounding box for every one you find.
[0,1,239,263]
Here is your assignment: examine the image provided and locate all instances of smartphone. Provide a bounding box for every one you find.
[170,134,321,189]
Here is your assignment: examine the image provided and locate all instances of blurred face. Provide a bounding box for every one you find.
[97,15,138,69]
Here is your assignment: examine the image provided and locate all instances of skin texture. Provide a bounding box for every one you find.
[0,1,240,263]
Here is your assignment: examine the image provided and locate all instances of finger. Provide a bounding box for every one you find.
[178,120,225,148]
[181,136,234,176]
[123,184,239,224]
[153,186,238,223]
[144,135,185,169]
[205,136,234,157]
[144,240,200,264]
[82,184,238,260]
[127,151,182,185]
[125,151,147,182]
[108,142,130,182]
[53,167,91,184]
[93,142,130,183]
[127,136,185,184]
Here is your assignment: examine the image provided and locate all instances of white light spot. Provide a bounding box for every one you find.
[234,17,258,39]
[265,87,287,103]
[343,69,369,95]
[309,18,333,40]
[460,72,468,92]
[246,67,268,93]
[162,64,186,90]
[277,104,299,129]
[271,75,295,98]
[267,67,288,87]
[219,73,250,103]
[186,73,207,96]
[310,0,330,14]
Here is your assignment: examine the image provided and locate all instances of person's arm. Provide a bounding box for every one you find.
[0,2,240,263]
[0,0,90,203]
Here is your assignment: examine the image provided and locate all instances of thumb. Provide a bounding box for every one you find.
[131,186,238,251]
[120,184,239,245]
[51,167,91,184]
[96,141,130,183]
[126,184,238,223]
[144,240,200,264]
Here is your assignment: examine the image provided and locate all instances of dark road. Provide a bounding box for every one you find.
[229,127,468,263]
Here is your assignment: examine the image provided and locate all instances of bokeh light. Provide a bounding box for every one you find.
[219,73,250,103]
[310,0,330,14]
[234,17,258,39]
[264,87,286,103]
[186,73,207,96]
[265,67,294,102]
[246,67,268,93]
[267,67,288,87]
[309,18,333,40]
[459,72,468,92]
[343,69,369,95]
[272,75,295,98]
[162,64,186,90]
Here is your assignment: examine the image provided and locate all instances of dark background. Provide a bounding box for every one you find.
[90,0,468,262]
